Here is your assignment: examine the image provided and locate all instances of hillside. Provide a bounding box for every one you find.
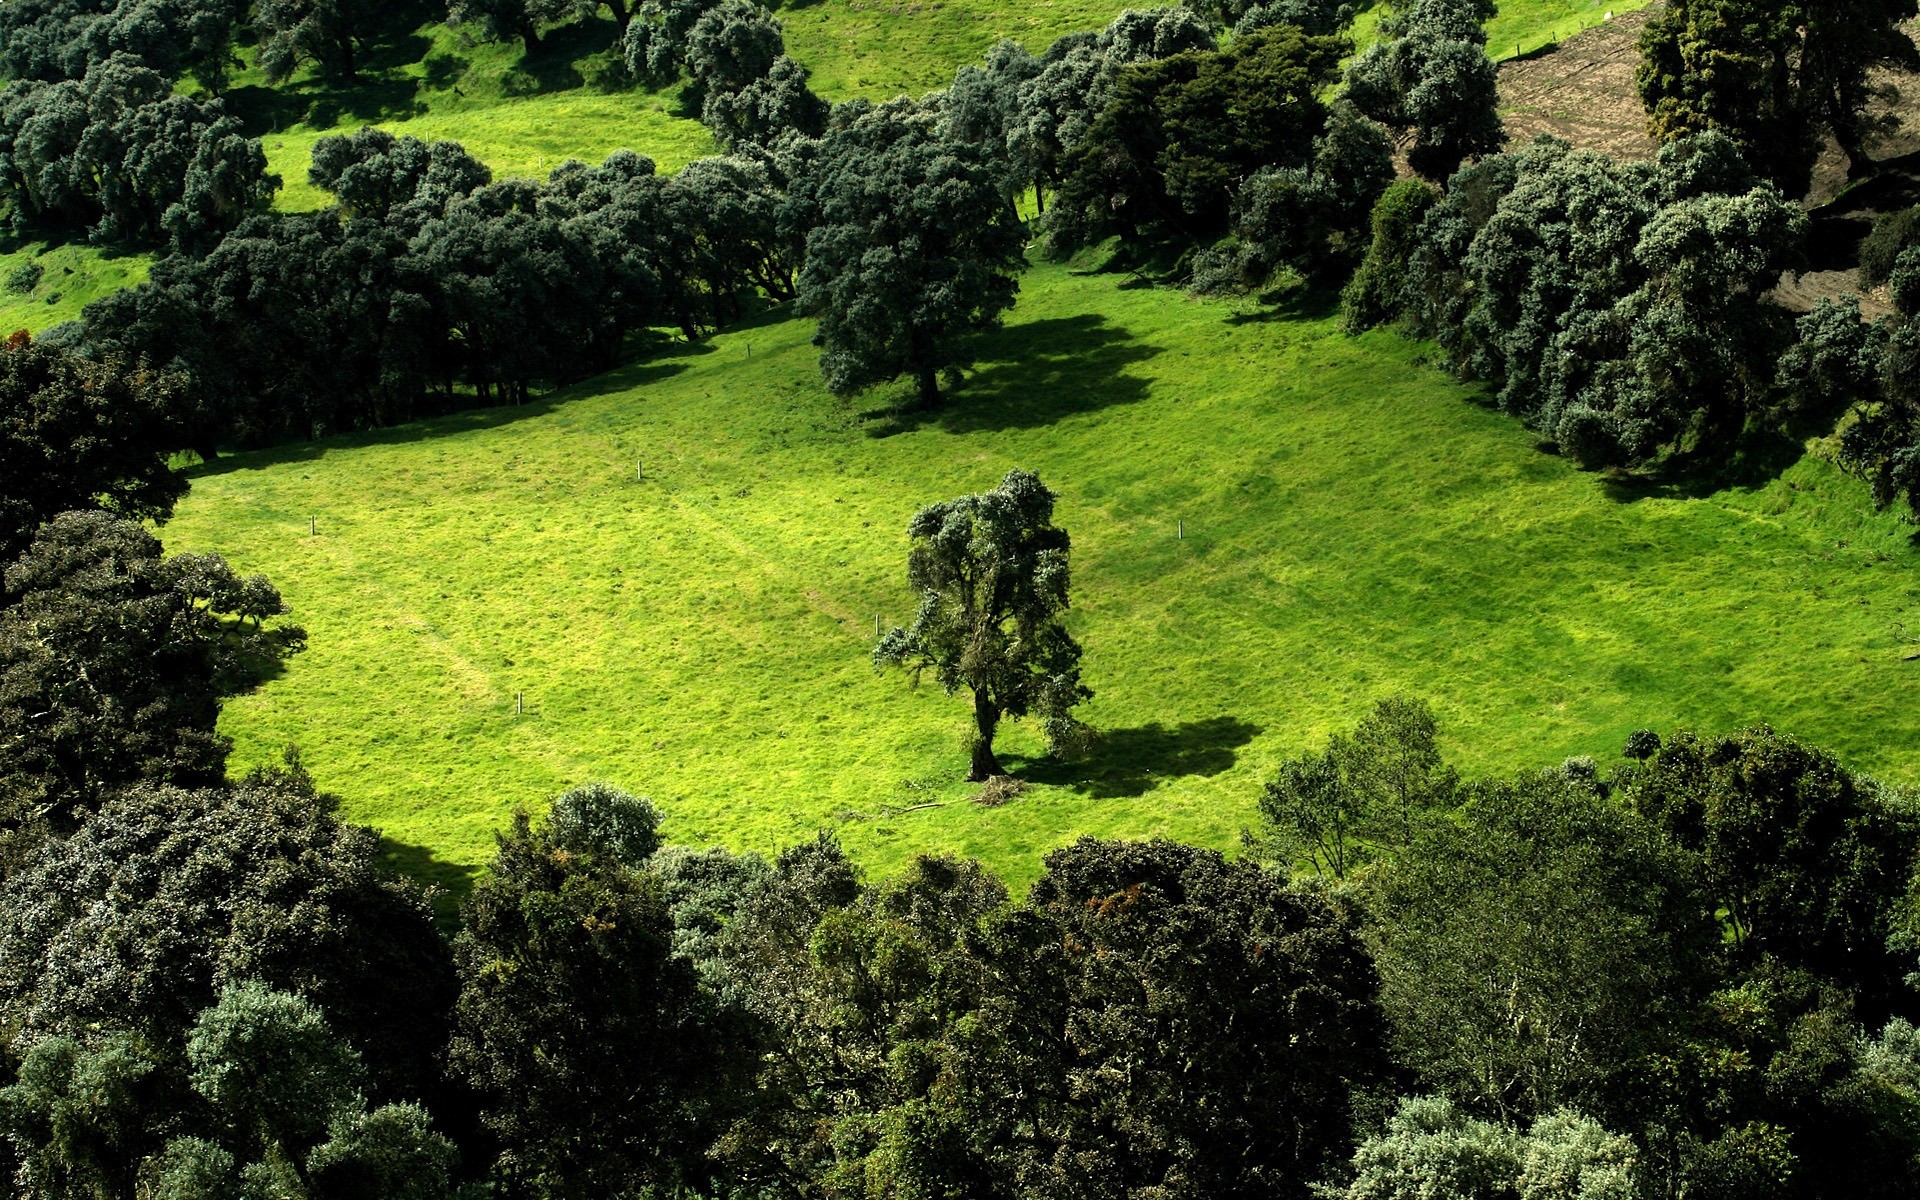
[0,0,1653,337]
[163,256,1920,891]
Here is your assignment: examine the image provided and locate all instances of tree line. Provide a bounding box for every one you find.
[6,437,1920,1196]
[7,540,1920,1197]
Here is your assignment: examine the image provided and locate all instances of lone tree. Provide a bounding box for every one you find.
[874,469,1090,781]
[791,101,1025,408]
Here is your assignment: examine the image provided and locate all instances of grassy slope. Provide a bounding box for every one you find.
[220,20,716,211]
[0,241,149,334]
[163,259,1920,893]
[0,0,1645,322]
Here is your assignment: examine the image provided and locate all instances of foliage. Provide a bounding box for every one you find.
[0,334,187,560]
[1255,694,1458,879]
[1191,99,1394,292]
[1624,726,1920,1013]
[1345,0,1505,180]
[449,796,724,1195]
[1332,1095,1639,1200]
[0,984,459,1197]
[1369,771,1719,1118]
[0,514,303,858]
[875,468,1090,781]
[1367,132,1805,470]
[1339,178,1438,331]
[0,0,244,92]
[0,760,453,1104]
[710,838,1385,1199]
[253,0,388,83]
[791,99,1026,406]
[1043,24,1346,253]
[0,52,277,249]
[1637,0,1920,197]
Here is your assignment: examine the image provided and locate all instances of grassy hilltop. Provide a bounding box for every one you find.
[0,0,1648,336]
[164,258,1920,892]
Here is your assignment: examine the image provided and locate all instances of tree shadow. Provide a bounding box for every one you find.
[1223,279,1345,325]
[1008,716,1263,799]
[186,359,692,478]
[380,837,484,923]
[868,314,1162,435]
[498,17,625,96]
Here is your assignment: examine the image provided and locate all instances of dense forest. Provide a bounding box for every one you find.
[6,0,1920,1195]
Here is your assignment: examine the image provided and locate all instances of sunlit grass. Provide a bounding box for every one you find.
[162,258,1920,894]
[0,240,149,335]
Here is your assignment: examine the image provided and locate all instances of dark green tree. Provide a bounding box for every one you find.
[875,469,1090,781]
[0,52,276,248]
[683,0,781,98]
[308,127,492,225]
[621,0,723,85]
[0,334,188,562]
[790,100,1025,407]
[967,838,1389,1199]
[1625,726,1920,1015]
[446,0,576,53]
[1,983,460,1197]
[1006,11,1214,216]
[1369,771,1720,1119]
[1191,98,1394,291]
[0,514,303,856]
[0,761,455,1106]
[1344,0,1504,181]
[1339,177,1439,330]
[1637,0,1920,196]
[1044,24,1345,253]
[700,55,827,151]
[253,0,384,82]
[449,785,723,1196]
[1256,694,1458,879]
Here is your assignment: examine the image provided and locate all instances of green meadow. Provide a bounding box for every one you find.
[0,240,149,334]
[229,0,1652,213]
[0,0,1647,322]
[163,258,1920,892]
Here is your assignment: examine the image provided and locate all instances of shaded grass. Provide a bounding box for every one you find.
[0,240,149,334]
[162,259,1920,895]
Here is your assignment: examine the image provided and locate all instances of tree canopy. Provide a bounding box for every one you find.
[791,101,1026,407]
[876,469,1089,781]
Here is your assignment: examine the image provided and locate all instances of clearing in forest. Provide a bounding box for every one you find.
[162,258,1920,891]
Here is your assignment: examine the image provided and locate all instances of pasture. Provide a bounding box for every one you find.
[163,257,1920,891]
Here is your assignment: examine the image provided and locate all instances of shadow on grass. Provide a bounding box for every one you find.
[381,837,484,921]
[1223,281,1344,325]
[1595,392,1853,505]
[187,358,693,479]
[1009,715,1262,799]
[869,314,1163,435]
[227,25,436,135]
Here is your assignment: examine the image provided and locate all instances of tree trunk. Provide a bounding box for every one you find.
[915,363,941,410]
[606,0,631,33]
[521,17,542,52]
[1033,181,1044,215]
[968,689,1004,782]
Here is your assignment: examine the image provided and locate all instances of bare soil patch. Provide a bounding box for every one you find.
[1496,7,1920,311]
[1497,5,1659,161]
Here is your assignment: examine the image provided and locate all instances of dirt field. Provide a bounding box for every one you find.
[1496,6,1920,312]
[1497,5,1659,161]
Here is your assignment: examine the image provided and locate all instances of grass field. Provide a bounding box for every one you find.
[0,240,149,335]
[161,257,1920,893]
[226,0,1655,212]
